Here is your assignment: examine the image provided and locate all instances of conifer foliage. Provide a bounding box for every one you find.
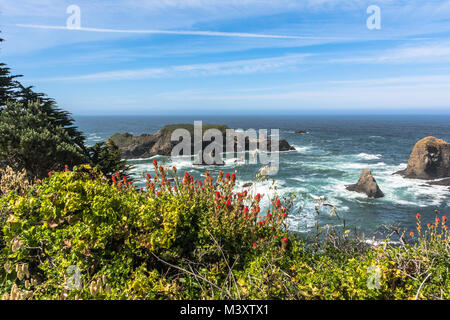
[0,35,127,178]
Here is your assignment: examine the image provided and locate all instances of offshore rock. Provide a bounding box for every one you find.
[396,136,450,179]
[346,169,384,198]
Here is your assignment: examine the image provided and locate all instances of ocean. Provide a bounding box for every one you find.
[75,115,450,236]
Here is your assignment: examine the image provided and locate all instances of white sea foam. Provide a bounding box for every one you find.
[339,162,386,170]
[365,239,401,247]
[356,153,382,160]
[291,145,311,153]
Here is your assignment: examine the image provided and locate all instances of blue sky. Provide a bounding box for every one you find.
[1,0,450,115]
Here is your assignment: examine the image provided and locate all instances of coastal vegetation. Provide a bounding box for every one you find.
[0,163,448,300]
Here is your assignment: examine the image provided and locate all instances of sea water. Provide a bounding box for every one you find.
[75,115,450,236]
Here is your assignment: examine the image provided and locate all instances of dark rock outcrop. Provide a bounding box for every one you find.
[346,169,384,198]
[427,178,450,192]
[427,178,450,187]
[396,136,450,179]
[279,139,295,152]
[295,130,308,134]
[109,124,295,160]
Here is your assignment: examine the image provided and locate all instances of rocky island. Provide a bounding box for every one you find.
[109,124,295,160]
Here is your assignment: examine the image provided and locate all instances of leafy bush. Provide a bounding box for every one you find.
[0,164,448,300]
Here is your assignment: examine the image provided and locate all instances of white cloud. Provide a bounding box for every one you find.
[149,74,450,110]
[28,54,311,82]
[330,42,450,64]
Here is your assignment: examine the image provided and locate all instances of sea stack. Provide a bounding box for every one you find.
[346,169,384,198]
[396,136,450,180]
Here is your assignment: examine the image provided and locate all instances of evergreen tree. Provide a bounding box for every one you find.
[0,34,129,178]
[0,38,22,107]
[0,100,87,178]
[88,141,130,179]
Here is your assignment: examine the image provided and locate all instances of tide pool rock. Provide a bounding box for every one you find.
[346,169,384,198]
[396,136,450,179]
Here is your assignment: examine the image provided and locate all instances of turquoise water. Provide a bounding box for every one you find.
[75,115,450,236]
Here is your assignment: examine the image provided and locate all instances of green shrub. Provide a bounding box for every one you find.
[0,164,448,300]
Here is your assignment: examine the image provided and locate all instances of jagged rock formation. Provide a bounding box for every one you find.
[109,124,295,160]
[396,136,450,180]
[346,169,384,198]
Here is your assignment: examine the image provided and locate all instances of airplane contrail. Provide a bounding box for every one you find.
[14,24,345,40]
